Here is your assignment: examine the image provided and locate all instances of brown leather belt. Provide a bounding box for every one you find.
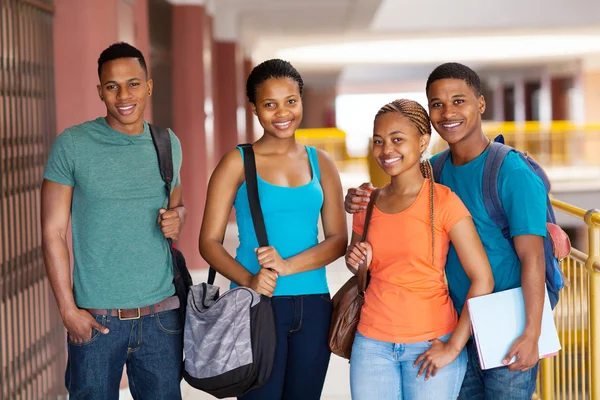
[85,295,180,320]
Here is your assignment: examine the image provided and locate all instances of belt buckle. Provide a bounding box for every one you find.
[118,308,141,320]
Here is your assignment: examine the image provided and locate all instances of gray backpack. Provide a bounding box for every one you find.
[182,144,276,398]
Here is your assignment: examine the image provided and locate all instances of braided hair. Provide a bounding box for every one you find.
[375,99,436,266]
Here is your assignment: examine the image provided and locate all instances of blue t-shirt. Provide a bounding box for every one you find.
[231,145,328,296]
[430,148,547,314]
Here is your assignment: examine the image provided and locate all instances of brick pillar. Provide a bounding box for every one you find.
[172,4,210,269]
[212,40,245,161]
[243,57,255,143]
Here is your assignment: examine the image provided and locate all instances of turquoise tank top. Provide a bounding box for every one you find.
[231,145,329,296]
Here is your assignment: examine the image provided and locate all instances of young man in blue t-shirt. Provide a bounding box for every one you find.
[41,42,186,399]
[344,63,547,399]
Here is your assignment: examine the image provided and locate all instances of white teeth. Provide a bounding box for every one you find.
[118,105,134,110]
[383,157,401,164]
[442,122,461,128]
[273,121,291,127]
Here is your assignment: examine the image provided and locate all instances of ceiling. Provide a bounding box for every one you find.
[182,0,600,87]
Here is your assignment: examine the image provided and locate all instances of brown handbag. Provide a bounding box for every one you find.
[328,188,381,359]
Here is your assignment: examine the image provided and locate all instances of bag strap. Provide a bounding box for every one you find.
[432,149,451,184]
[357,187,381,294]
[207,144,269,285]
[482,142,512,240]
[149,124,175,248]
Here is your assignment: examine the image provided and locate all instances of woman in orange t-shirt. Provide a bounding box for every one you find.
[346,99,494,400]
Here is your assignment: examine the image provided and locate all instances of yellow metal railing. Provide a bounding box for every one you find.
[431,121,600,168]
[296,128,351,165]
[535,201,600,400]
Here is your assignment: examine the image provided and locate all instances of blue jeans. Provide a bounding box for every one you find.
[350,331,467,400]
[65,308,183,400]
[239,293,332,400]
[458,339,539,400]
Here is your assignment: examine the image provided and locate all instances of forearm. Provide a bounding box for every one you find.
[286,233,347,274]
[42,233,77,317]
[173,205,187,227]
[448,278,494,352]
[199,239,254,287]
[521,253,545,338]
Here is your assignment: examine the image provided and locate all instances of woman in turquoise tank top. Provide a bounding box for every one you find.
[199,59,348,400]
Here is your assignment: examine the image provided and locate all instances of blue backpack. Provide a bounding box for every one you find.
[432,135,568,309]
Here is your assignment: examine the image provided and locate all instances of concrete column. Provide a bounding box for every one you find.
[53,0,120,133]
[514,78,526,123]
[212,3,245,162]
[54,0,153,131]
[580,56,600,166]
[243,57,256,143]
[539,68,552,125]
[212,40,244,161]
[488,76,505,122]
[296,72,339,129]
[172,4,210,269]
[133,0,153,122]
[203,13,216,174]
[300,86,337,128]
[582,57,600,123]
[551,77,572,120]
[53,0,143,393]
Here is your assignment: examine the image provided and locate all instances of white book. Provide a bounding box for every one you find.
[467,287,561,370]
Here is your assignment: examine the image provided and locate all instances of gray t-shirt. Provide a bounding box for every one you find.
[43,117,182,309]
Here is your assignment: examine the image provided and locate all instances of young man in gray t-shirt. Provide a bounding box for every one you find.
[42,42,186,399]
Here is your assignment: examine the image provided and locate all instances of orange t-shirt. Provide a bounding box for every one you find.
[353,180,471,344]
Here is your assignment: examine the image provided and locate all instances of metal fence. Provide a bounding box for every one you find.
[535,201,600,400]
[431,121,600,169]
[0,0,65,399]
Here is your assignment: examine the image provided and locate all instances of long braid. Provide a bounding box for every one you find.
[377,99,436,267]
[420,159,435,266]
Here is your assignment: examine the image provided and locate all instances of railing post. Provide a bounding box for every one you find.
[585,209,600,400]
[540,357,554,400]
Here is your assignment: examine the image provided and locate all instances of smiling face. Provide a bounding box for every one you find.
[97,57,152,133]
[427,78,486,145]
[252,77,303,139]
[372,112,430,177]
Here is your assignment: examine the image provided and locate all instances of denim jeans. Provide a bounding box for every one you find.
[239,293,333,400]
[458,339,539,400]
[350,331,467,400]
[65,308,183,400]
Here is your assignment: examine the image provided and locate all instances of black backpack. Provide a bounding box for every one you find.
[149,124,193,325]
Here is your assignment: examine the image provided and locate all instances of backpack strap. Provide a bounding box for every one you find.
[149,124,176,250]
[207,144,269,285]
[482,142,512,240]
[149,124,174,209]
[432,149,451,183]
